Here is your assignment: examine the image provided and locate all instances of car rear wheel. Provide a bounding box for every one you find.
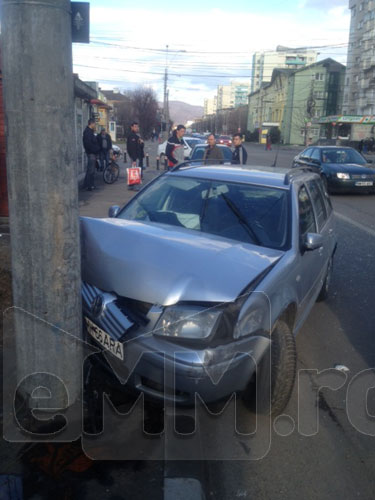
[243,320,296,417]
[317,257,333,302]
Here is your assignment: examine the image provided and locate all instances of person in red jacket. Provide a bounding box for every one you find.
[166,125,186,169]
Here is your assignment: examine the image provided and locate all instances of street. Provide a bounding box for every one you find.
[77,142,375,499]
[210,144,375,499]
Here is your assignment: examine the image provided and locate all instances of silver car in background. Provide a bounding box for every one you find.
[81,165,336,416]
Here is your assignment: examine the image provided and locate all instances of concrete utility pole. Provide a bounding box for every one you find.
[163,45,169,141]
[1,0,83,422]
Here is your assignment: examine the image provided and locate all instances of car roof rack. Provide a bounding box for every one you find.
[284,165,320,185]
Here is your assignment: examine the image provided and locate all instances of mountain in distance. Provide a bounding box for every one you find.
[164,101,204,125]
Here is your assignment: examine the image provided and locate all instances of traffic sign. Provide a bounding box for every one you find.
[71,2,90,43]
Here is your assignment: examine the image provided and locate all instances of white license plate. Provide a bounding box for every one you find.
[355,181,373,186]
[85,317,124,360]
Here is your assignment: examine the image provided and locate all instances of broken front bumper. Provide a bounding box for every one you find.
[82,281,270,405]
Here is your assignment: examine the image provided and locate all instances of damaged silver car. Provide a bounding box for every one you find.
[81,164,336,416]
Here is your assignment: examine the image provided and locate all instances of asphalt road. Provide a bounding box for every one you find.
[204,143,375,499]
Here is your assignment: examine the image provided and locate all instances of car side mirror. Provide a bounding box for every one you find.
[108,205,120,218]
[303,233,324,251]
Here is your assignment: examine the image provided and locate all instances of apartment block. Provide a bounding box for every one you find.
[343,0,375,114]
[204,96,217,116]
[251,46,318,93]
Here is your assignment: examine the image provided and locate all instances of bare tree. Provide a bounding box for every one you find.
[131,87,159,139]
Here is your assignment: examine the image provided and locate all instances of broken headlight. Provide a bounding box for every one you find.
[154,305,222,340]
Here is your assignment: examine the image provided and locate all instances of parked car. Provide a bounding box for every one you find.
[81,165,336,416]
[218,135,232,146]
[158,136,203,162]
[190,133,206,140]
[293,146,375,193]
[112,144,122,158]
[189,144,232,164]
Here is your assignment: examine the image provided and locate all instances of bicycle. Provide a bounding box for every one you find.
[103,158,120,184]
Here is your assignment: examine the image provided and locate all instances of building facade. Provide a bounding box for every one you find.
[73,76,98,185]
[248,59,345,145]
[216,82,251,110]
[204,96,217,116]
[251,46,318,93]
[342,0,375,115]
[231,81,251,107]
[217,85,232,110]
[282,59,345,145]
[248,69,293,132]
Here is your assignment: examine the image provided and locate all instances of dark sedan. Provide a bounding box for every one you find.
[293,146,375,193]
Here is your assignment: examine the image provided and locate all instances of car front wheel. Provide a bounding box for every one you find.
[243,320,296,417]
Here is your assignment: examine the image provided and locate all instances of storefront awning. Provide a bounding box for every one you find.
[318,115,375,125]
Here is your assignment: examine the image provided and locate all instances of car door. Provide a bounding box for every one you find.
[306,178,333,264]
[306,148,322,170]
[295,183,326,327]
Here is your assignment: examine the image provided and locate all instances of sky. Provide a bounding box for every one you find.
[72,0,351,106]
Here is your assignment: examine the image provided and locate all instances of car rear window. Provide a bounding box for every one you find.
[119,175,290,250]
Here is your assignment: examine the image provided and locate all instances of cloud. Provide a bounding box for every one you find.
[72,6,350,106]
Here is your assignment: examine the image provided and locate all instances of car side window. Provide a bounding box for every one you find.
[301,148,313,159]
[310,149,321,162]
[298,185,317,238]
[306,180,327,231]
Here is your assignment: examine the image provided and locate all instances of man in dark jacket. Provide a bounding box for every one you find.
[232,133,247,165]
[83,118,100,190]
[97,128,113,171]
[127,122,143,160]
[166,125,186,169]
[203,134,224,165]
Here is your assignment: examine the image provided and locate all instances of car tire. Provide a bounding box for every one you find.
[243,320,296,417]
[317,257,333,302]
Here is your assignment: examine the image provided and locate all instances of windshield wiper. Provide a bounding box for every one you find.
[220,193,262,246]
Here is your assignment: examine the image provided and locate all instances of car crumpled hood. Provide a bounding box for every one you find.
[80,217,284,306]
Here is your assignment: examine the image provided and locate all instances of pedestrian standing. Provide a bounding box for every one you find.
[127,122,145,176]
[203,134,224,165]
[83,118,100,191]
[166,125,186,169]
[266,133,272,151]
[97,128,112,171]
[232,133,247,165]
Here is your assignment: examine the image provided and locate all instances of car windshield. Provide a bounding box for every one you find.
[118,175,290,250]
[321,148,366,165]
[191,146,232,162]
[185,138,202,148]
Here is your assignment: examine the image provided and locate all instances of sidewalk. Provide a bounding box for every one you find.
[80,140,162,218]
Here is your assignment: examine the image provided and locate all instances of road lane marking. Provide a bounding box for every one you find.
[335,212,375,238]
